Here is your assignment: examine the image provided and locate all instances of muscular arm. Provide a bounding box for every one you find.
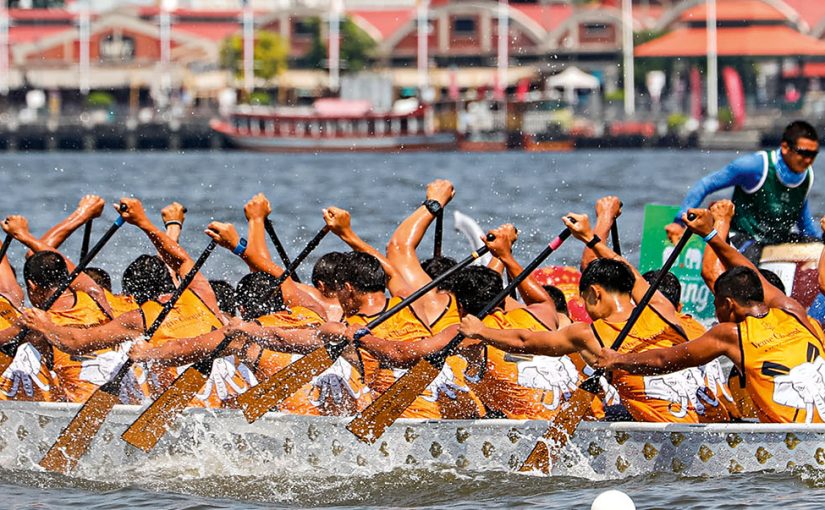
[356,325,461,368]
[602,322,740,375]
[386,205,439,290]
[462,319,593,358]
[27,309,144,355]
[239,322,324,354]
[130,328,245,366]
[797,200,819,239]
[0,252,23,308]
[675,152,765,223]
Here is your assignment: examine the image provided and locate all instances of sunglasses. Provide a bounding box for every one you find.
[791,146,819,159]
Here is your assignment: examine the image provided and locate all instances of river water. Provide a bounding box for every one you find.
[0,149,823,509]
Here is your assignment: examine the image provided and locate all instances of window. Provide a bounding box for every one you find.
[293,20,315,37]
[453,17,476,36]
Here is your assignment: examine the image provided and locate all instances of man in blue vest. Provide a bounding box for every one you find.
[665,121,819,260]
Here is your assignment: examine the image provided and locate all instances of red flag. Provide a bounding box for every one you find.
[515,77,530,102]
[690,66,702,121]
[722,66,746,130]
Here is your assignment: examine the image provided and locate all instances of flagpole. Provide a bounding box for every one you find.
[417,0,429,95]
[79,0,90,96]
[329,0,341,92]
[160,1,171,94]
[621,0,634,116]
[497,0,508,102]
[706,0,718,129]
[242,0,254,94]
[0,2,8,96]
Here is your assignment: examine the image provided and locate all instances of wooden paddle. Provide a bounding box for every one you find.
[433,209,444,258]
[80,219,93,261]
[0,215,126,373]
[120,226,330,451]
[347,226,573,444]
[38,238,218,474]
[237,240,494,424]
[518,222,695,474]
[264,217,301,283]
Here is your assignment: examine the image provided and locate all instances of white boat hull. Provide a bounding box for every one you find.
[2,401,824,479]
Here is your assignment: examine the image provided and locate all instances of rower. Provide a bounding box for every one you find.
[595,209,825,423]
[666,120,820,261]
[458,213,701,423]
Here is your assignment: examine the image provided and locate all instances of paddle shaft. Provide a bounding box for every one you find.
[104,239,218,391]
[264,218,301,283]
[0,235,12,263]
[610,221,621,256]
[80,219,93,261]
[1,216,125,358]
[433,209,444,258]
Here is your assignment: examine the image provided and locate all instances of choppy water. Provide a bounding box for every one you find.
[0,149,824,509]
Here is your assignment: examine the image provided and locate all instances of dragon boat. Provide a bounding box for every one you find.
[2,401,824,479]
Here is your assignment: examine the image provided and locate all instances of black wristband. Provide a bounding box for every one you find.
[164,220,183,229]
[586,234,601,249]
[422,199,442,216]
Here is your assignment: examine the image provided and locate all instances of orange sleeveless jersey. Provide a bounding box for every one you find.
[349,296,483,419]
[738,308,825,423]
[679,313,735,423]
[140,289,234,407]
[592,306,699,423]
[49,290,113,403]
[104,290,139,317]
[429,294,460,334]
[253,307,370,415]
[467,307,584,420]
[0,296,57,402]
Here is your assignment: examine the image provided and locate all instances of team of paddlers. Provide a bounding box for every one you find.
[1,177,825,430]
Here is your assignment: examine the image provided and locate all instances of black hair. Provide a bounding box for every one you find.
[759,268,786,295]
[311,251,346,290]
[85,267,112,292]
[451,266,504,316]
[421,256,458,290]
[122,254,176,304]
[235,272,285,321]
[542,284,569,315]
[24,251,69,289]
[338,251,386,293]
[782,120,819,146]
[579,258,635,295]
[714,266,764,304]
[209,279,237,316]
[643,270,681,308]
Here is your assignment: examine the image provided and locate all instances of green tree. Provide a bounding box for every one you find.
[303,17,376,72]
[220,30,288,81]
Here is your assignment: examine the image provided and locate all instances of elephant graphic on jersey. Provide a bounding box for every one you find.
[703,358,735,403]
[515,355,579,410]
[2,342,49,398]
[772,357,825,423]
[583,364,621,407]
[79,342,146,403]
[389,364,468,402]
[310,357,367,408]
[643,370,694,418]
[195,355,250,402]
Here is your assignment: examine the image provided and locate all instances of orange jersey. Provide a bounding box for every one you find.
[0,294,18,329]
[592,306,699,423]
[429,294,460,334]
[104,290,139,317]
[467,307,583,420]
[49,290,117,403]
[349,296,483,419]
[739,308,825,423]
[679,313,735,423]
[0,296,57,402]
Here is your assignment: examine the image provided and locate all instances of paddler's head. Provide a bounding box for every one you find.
[643,270,681,312]
[713,266,764,323]
[780,120,819,174]
[122,254,176,304]
[451,266,504,317]
[421,256,458,292]
[334,251,387,315]
[578,259,635,320]
[311,251,346,298]
[24,251,70,309]
[235,272,284,321]
[210,279,237,316]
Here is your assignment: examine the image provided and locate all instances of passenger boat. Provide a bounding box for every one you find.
[522,132,575,152]
[1,401,823,479]
[210,99,457,153]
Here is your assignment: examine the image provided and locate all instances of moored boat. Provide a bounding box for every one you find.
[4,400,825,480]
[211,99,457,153]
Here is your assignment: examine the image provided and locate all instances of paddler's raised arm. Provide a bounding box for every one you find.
[595,322,741,376]
[0,232,23,309]
[118,197,222,319]
[580,196,621,271]
[20,307,144,355]
[323,206,412,298]
[700,201,734,291]
[459,315,592,360]
[35,195,105,256]
[160,202,186,243]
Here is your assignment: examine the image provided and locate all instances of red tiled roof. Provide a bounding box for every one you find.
[174,22,240,41]
[782,0,825,31]
[8,25,70,44]
[636,25,825,57]
[349,9,414,41]
[8,8,74,22]
[679,0,787,22]
[783,62,825,78]
[509,4,573,33]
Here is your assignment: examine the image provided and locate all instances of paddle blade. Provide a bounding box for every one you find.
[518,388,594,474]
[39,389,120,474]
[346,359,442,444]
[238,346,338,423]
[121,367,208,452]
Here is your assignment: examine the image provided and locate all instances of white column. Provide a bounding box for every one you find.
[329,0,341,92]
[79,0,90,95]
[706,0,719,125]
[159,2,171,93]
[0,3,8,96]
[243,0,254,93]
[417,0,429,93]
[621,0,634,116]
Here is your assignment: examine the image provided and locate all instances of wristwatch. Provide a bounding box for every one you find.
[423,199,442,216]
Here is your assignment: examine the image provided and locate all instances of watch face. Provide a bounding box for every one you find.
[425,200,441,215]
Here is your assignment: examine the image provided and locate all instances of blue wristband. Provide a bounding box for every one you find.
[232,237,248,255]
[703,229,718,243]
[114,216,125,227]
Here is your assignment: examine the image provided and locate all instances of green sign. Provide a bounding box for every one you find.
[639,204,715,321]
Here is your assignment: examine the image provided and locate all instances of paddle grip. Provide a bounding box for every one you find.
[0,235,12,263]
